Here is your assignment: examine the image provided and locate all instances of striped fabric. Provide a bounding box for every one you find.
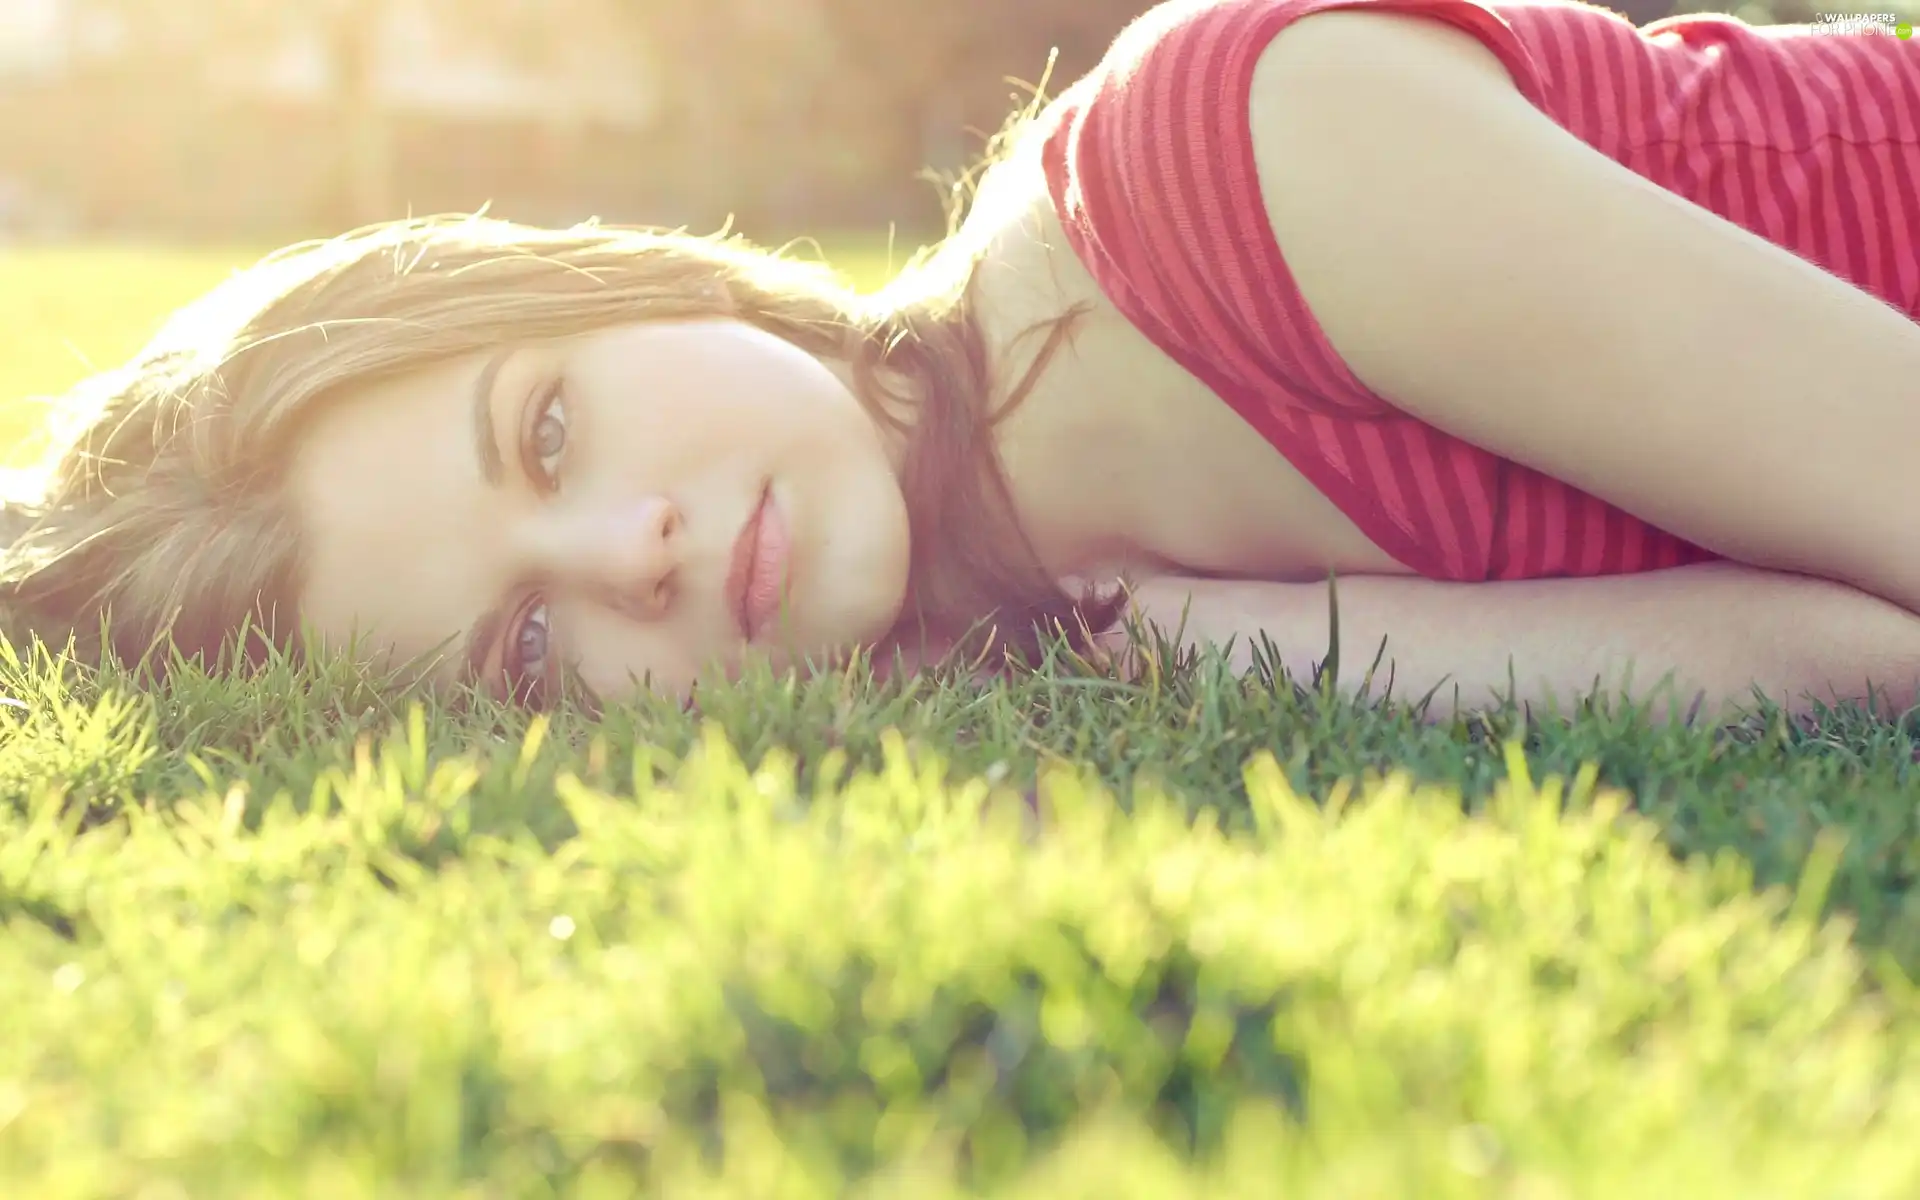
[1039,0,1920,581]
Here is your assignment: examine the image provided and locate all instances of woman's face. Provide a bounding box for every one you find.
[287,319,913,703]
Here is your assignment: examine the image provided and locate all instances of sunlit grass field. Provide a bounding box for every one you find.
[0,247,234,462]
[5,241,1920,1196]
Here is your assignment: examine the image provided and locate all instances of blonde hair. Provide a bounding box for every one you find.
[0,213,1119,684]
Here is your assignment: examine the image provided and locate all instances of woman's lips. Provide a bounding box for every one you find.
[726,483,792,641]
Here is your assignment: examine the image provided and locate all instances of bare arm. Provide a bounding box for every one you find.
[1114,563,1920,724]
[1251,13,1920,613]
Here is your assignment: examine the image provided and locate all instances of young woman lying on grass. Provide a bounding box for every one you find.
[7,0,1920,724]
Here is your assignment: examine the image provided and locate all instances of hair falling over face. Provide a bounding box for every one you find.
[0,214,1125,695]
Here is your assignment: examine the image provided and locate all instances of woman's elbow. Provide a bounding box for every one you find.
[1783,582,1920,717]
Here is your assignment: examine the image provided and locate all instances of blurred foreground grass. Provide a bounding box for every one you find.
[3,645,1920,1196]
[3,240,1920,1195]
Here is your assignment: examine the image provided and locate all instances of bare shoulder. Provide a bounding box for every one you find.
[1248,5,1528,197]
[1243,4,1920,612]
[1250,6,1519,84]
[1242,6,1560,404]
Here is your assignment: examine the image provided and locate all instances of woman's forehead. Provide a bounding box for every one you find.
[284,353,500,685]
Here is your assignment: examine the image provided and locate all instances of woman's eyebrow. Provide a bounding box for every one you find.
[471,347,514,487]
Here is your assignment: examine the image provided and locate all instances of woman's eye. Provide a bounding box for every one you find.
[523,380,569,490]
[507,600,551,690]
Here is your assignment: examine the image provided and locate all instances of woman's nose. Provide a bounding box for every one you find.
[552,495,684,617]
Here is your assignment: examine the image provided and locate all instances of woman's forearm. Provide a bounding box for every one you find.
[1119,563,1920,723]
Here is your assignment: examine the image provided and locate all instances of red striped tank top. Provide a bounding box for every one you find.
[1038,0,1920,581]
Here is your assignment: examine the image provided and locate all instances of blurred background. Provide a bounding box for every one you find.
[0,0,1901,453]
[0,0,1858,246]
[0,0,1166,244]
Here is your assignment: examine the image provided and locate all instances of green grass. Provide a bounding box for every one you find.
[4,245,1920,1196]
[0,246,241,463]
